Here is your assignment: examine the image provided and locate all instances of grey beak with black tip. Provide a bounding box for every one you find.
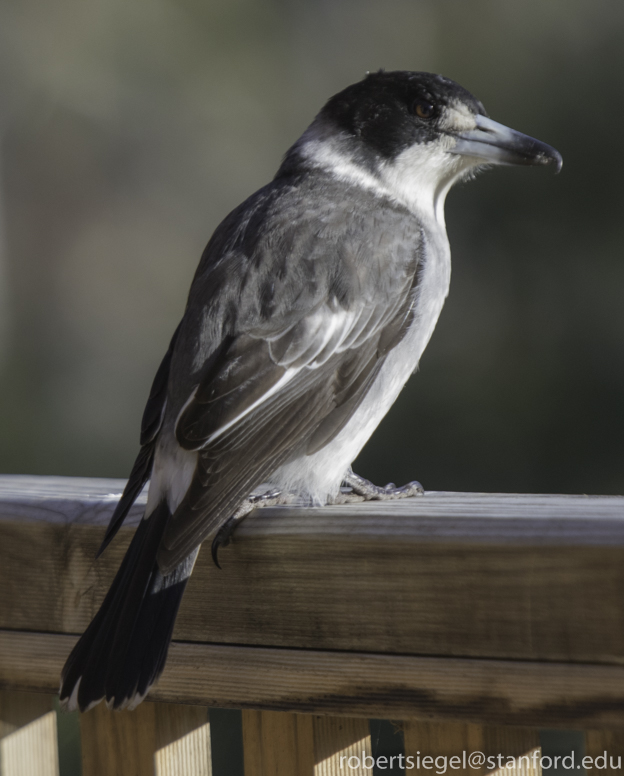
[453,114,562,172]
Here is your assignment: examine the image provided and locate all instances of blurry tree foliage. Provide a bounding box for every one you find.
[0,0,622,495]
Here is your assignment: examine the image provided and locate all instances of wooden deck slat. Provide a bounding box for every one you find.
[1,476,624,664]
[584,730,624,773]
[0,690,53,740]
[155,721,212,776]
[312,717,371,776]
[241,712,372,776]
[242,711,314,775]
[2,630,624,728]
[81,702,208,776]
[0,711,59,776]
[403,722,541,776]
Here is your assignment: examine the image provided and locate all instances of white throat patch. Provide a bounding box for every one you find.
[378,138,470,226]
[299,126,473,228]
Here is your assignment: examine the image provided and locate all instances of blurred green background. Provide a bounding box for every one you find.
[0,0,622,496]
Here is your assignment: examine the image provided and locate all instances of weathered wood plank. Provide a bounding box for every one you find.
[312,716,371,775]
[1,476,624,664]
[403,721,540,776]
[242,711,314,775]
[490,748,541,776]
[0,690,53,740]
[2,475,623,529]
[81,701,208,776]
[241,712,371,775]
[155,721,212,776]
[584,730,624,773]
[0,711,59,776]
[2,630,624,728]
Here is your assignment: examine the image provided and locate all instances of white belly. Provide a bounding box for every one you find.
[269,229,451,503]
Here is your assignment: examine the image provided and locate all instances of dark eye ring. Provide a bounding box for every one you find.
[414,99,435,119]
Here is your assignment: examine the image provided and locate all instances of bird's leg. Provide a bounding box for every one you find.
[340,468,424,500]
[211,488,283,568]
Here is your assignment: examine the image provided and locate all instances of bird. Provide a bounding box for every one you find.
[59,70,562,712]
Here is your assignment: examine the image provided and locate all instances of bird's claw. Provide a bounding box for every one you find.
[377,480,425,499]
[340,470,424,501]
[211,521,236,569]
[211,488,283,569]
[330,488,366,505]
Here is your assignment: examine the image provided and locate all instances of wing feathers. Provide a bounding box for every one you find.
[159,293,417,571]
[177,350,289,449]
[154,184,424,571]
[140,323,181,445]
[158,377,333,571]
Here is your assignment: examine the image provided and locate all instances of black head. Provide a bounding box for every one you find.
[320,70,487,160]
[280,71,561,208]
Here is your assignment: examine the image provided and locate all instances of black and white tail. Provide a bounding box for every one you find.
[59,500,197,711]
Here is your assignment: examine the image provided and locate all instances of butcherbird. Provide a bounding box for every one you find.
[60,70,561,711]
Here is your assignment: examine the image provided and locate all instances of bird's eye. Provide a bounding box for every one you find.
[414,99,435,119]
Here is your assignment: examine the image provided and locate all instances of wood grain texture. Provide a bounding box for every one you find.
[404,722,540,776]
[81,701,208,776]
[155,721,212,776]
[2,630,624,728]
[1,476,624,665]
[490,748,541,776]
[242,711,314,776]
[313,716,371,775]
[585,730,624,772]
[0,690,53,739]
[242,712,371,776]
[0,711,59,776]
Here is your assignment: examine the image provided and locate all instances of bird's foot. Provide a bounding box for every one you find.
[329,487,366,504]
[211,488,283,569]
[340,469,424,501]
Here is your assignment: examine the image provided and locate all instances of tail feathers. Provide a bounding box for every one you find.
[60,501,196,712]
[96,443,155,558]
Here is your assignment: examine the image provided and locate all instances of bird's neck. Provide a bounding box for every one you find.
[289,122,453,231]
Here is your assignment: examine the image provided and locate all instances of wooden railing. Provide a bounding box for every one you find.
[0,475,623,774]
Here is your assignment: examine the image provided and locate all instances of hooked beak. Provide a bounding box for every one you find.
[452,114,562,173]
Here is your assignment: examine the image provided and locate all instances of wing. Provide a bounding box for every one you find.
[134,171,424,573]
[157,271,419,573]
